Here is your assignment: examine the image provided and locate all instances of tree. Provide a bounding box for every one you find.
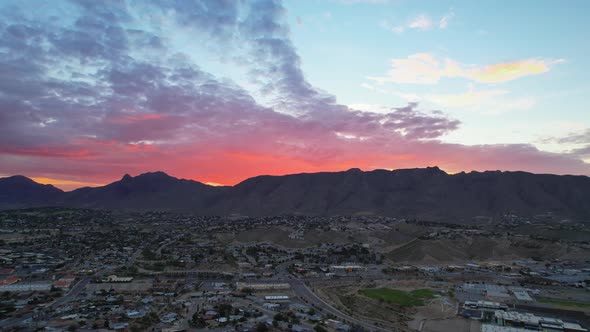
[256,322,269,332]
[217,303,233,317]
[314,325,328,332]
[190,312,207,328]
[274,313,287,321]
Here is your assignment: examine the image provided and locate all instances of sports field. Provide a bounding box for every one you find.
[359,288,436,307]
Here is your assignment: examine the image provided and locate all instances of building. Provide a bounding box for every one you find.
[481,325,531,332]
[326,319,351,331]
[0,282,52,292]
[235,282,290,291]
[103,275,134,283]
[464,300,509,312]
[53,275,77,289]
[329,265,366,272]
[53,280,72,289]
[264,295,289,301]
[0,276,21,285]
[491,311,588,332]
[512,291,533,302]
[60,275,77,282]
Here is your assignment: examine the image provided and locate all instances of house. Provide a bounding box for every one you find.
[0,276,21,285]
[160,312,178,323]
[103,275,133,283]
[110,322,129,330]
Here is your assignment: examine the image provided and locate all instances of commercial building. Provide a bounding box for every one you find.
[264,295,289,301]
[329,265,366,272]
[103,275,134,283]
[491,311,587,332]
[464,300,509,312]
[235,282,290,291]
[512,291,533,302]
[0,282,52,292]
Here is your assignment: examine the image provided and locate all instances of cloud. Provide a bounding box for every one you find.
[369,53,445,84]
[556,129,590,145]
[425,88,536,113]
[439,10,454,29]
[542,129,590,161]
[469,59,564,83]
[0,0,587,188]
[408,14,432,30]
[363,81,536,114]
[368,53,563,84]
[382,10,453,34]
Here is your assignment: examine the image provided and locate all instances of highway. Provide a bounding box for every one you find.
[288,278,392,332]
[263,262,393,331]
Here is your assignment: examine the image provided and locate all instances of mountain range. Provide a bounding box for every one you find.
[1,167,590,221]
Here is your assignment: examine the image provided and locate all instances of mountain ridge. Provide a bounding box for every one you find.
[1,168,590,221]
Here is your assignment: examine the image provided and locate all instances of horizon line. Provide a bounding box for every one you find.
[2,166,589,192]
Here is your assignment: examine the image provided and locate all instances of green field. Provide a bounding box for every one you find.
[537,298,590,309]
[359,288,436,307]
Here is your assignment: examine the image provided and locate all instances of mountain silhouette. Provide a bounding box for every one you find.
[1,167,590,221]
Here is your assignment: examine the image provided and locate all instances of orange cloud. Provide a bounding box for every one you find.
[468,59,556,83]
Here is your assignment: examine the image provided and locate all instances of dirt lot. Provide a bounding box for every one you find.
[413,318,480,332]
[407,297,468,331]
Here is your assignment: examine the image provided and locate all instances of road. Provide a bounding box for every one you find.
[0,275,93,329]
[0,312,33,329]
[0,259,122,329]
[288,278,392,332]
[263,261,392,331]
[50,276,92,308]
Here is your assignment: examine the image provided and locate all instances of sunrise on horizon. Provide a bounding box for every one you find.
[1,0,589,190]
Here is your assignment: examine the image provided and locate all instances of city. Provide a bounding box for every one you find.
[1,208,589,331]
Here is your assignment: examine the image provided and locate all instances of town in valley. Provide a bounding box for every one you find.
[1,208,589,332]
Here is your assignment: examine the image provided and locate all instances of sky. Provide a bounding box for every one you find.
[0,0,589,190]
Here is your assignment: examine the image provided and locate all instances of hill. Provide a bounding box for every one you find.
[0,175,64,209]
[1,167,590,221]
[61,171,226,211]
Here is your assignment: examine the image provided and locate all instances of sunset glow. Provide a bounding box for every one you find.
[0,0,589,190]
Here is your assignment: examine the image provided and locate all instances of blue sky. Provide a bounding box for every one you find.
[283,0,590,150]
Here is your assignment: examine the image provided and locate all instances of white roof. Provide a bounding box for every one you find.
[563,322,588,332]
[264,295,289,300]
[481,324,530,332]
[513,291,533,301]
